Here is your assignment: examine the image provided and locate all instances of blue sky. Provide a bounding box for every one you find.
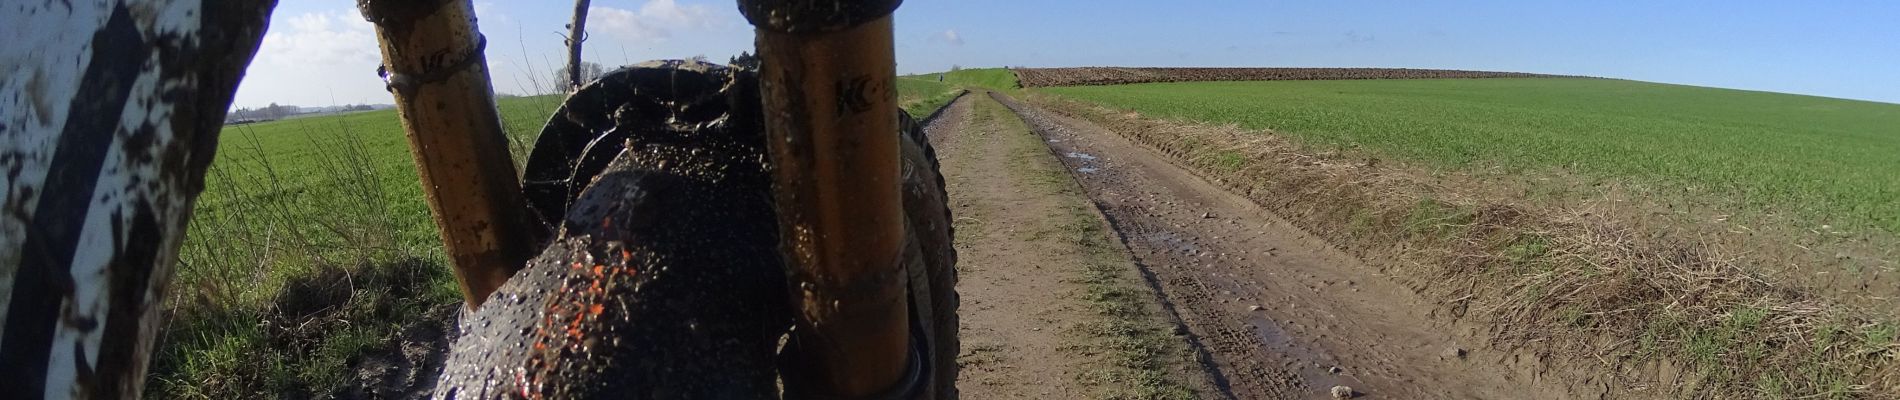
[233,0,1900,108]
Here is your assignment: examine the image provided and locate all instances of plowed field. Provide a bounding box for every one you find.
[1013,67,1573,87]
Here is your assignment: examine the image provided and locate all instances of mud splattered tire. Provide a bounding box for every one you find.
[438,60,958,398]
[900,112,960,399]
[437,60,790,399]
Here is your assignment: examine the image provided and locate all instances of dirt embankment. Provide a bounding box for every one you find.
[1009,92,1898,398]
[1013,67,1581,87]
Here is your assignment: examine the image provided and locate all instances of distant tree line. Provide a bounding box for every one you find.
[229,102,301,121]
[226,102,381,123]
[730,52,760,69]
[553,61,605,91]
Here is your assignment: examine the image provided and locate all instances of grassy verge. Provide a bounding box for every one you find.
[149,95,561,398]
[977,98,1199,399]
[897,76,961,117]
[1024,93,1899,398]
[907,68,1022,92]
[899,67,1026,116]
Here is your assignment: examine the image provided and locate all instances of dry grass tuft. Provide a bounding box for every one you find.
[150,126,460,399]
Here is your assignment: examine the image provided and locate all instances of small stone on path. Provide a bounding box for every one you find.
[1443,346,1467,360]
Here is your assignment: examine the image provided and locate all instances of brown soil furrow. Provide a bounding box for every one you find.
[990,91,1596,399]
[1013,67,1582,87]
[921,92,970,147]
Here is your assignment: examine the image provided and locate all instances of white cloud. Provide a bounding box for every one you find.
[230,1,749,107]
[591,0,721,43]
[254,11,379,69]
[474,2,511,26]
[942,29,964,46]
[1342,30,1376,45]
[233,9,387,108]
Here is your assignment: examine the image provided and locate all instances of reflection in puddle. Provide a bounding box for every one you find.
[1064,152,1096,160]
[1143,231,1201,255]
[1077,167,1099,173]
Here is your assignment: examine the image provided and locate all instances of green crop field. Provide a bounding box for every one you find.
[898,67,1021,116]
[181,94,561,286]
[910,67,1020,92]
[152,94,561,397]
[1042,78,1900,234]
[897,76,957,116]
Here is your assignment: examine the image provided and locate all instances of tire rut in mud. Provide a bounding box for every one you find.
[988,92,1305,400]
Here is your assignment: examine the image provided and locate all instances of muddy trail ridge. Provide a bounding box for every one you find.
[924,91,1592,399]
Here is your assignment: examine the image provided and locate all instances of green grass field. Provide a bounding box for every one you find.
[152,94,562,397]
[897,76,958,116]
[908,67,1020,92]
[1041,78,1900,234]
[180,94,561,289]
[898,67,1021,115]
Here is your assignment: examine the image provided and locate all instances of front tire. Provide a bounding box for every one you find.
[900,111,960,399]
[436,60,961,398]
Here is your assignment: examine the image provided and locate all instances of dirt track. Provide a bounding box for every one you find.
[933,93,1207,398]
[934,92,1605,399]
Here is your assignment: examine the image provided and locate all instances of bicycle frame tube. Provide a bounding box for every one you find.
[0,1,274,397]
[360,0,542,309]
[741,0,912,397]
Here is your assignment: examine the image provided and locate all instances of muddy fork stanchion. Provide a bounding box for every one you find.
[739,0,915,397]
[361,0,541,309]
